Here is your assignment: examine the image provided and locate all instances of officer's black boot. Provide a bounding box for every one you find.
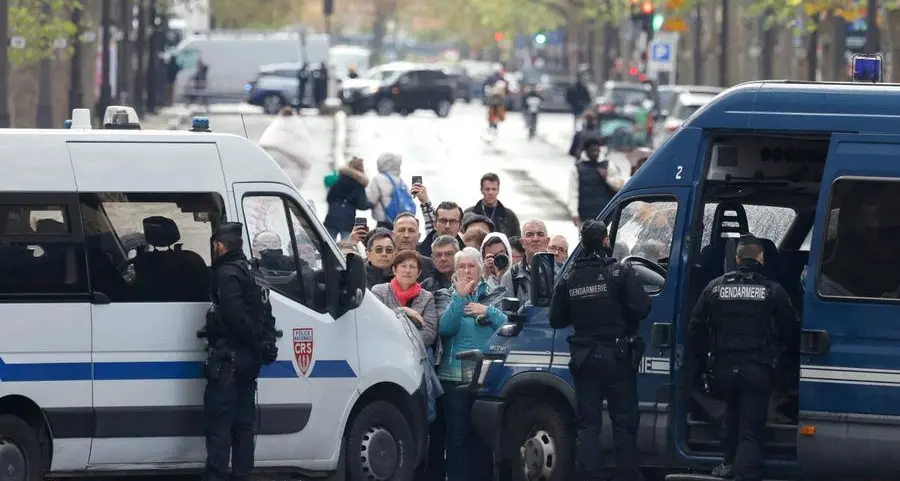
[711,463,733,478]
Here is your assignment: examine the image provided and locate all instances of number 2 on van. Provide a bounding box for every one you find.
[293,328,314,376]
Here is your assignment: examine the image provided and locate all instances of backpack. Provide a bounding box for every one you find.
[249,267,282,365]
[382,173,416,222]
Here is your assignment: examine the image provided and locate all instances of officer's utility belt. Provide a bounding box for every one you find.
[204,345,236,384]
[570,335,645,371]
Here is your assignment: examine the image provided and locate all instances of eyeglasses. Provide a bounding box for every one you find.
[371,247,395,254]
[547,245,567,253]
[437,218,460,226]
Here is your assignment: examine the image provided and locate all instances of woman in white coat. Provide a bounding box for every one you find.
[258,107,313,187]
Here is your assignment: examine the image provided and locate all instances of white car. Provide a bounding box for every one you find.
[654,92,717,146]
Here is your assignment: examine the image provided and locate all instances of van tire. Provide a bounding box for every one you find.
[262,95,285,115]
[504,401,574,481]
[346,401,416,481]
[0,415,46,481]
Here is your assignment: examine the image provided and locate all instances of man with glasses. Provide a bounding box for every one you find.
[548,235,570,264]
[502,219,554,301]
[415,197,465,257]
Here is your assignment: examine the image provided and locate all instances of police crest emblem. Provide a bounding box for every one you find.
[293,328,314,376]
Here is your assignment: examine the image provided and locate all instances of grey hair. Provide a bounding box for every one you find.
[432,235,460,253]
[454,247,484,275]
[522,219,548,233]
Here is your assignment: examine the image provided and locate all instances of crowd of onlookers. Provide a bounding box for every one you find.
[323,153,574,481]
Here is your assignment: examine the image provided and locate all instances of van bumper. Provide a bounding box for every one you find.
[471,398,505,448]
[405,375,429,466]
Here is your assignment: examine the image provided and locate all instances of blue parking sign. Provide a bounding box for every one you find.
[652,43,671,62]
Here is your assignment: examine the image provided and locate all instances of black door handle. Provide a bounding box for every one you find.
[800,329,830,356]
[650,322,672,349]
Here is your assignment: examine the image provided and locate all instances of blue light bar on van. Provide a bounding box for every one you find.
[63,119,72,129]
[851,54,882,82]
[191,116,211,132]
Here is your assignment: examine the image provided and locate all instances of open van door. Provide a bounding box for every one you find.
[799,133,900,476]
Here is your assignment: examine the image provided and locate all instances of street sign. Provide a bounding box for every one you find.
[662,17,687,32]
[647,32,678,84]
[9,36,25,49]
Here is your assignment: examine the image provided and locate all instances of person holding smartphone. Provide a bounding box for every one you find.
[324,157,372,240]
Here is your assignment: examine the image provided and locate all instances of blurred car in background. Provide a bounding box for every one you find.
[654,84,723,119]
[338,62,417,114]
[595,81,653,111]
[437,63,473,102]
[653,92,716,146]
[245,61,325,114]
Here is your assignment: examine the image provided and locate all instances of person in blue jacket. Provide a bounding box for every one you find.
[437,246,508,481]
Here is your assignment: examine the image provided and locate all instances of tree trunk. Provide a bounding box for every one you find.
[819,12,837,80]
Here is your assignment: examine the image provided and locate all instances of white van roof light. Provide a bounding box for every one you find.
[103,106,141,129]
[70,109,92,129]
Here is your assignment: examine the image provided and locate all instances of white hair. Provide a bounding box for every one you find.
[453,247,484,275]
[252,231,282,255]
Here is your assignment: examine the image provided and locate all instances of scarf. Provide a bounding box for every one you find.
[391,277,422,307]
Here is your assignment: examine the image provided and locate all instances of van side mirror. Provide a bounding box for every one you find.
[341,253,366,311]
[529,252,557,308]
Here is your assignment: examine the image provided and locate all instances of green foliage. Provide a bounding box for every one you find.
[208,0,302,29]
[8,0,79,68]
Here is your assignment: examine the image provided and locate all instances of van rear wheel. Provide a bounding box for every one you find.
[346,401,416,481]
[0,415,46,481]
[504,401,574,481]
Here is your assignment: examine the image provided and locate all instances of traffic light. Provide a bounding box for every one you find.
[652,13,664,32]
[494,31,504,42]
[641,1,654,14]
[534,32,547,44]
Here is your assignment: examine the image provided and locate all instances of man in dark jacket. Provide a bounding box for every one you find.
[464,172,521,239]
[549,220,651,481]
[412,180,465,257]
[568,111,601,159]
[565,75,592,132]
[203,222,268,481]
[568,136,623,226]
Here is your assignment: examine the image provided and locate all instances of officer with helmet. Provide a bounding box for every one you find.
[549,220,651,481]
[689,234,799,480]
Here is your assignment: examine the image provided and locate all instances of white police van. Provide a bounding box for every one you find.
[0,108,427,481]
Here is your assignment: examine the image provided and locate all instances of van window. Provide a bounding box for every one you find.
[79,192,223,303]
[818,178,900,299]
[0,195,88,296]
[244,195,326,311]
[700,203,796,247]
[611,197,678,283]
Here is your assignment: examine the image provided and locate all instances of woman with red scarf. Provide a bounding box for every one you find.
[370,250,438,351]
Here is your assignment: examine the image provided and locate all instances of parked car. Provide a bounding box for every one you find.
[653,92,717,146]
[338,62,417,114]
[344,65,455,117]
[437,63,473,102]
[245,61,325,114]
[595,80,653,110]
[655,84,723,119]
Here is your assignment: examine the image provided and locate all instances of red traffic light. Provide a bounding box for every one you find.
[639,73,648,82]
[629,67,639,76]
[494,32,504,42]
[641,1,653,14]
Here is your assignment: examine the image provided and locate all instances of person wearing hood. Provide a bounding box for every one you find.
[480,232,512,287]
[258,107,313,187]
[366,152,406,229]
[438,247,508,481]
[464,172,521,239]
[324,157,372,240]
[549,220,651,481]
[568,136,625,226]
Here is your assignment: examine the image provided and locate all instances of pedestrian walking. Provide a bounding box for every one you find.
[549,220,651,481]
[689,234,799,481]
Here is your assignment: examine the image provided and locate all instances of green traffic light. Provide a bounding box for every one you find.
[652,14,664,32]
[535,33,547,44]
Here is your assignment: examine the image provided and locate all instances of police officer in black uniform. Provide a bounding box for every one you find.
[549,220,652,481]
[202,222,269,481]
[689,234,799,481]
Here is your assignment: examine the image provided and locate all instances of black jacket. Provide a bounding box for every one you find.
[421,270,452,292]
[549,252,651,343]
[208,249,263,353]
[324,168,372,232]
[464,200,521,239]
[575,160,616,221]
[566,82,591,115]
[689,259,799,366]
